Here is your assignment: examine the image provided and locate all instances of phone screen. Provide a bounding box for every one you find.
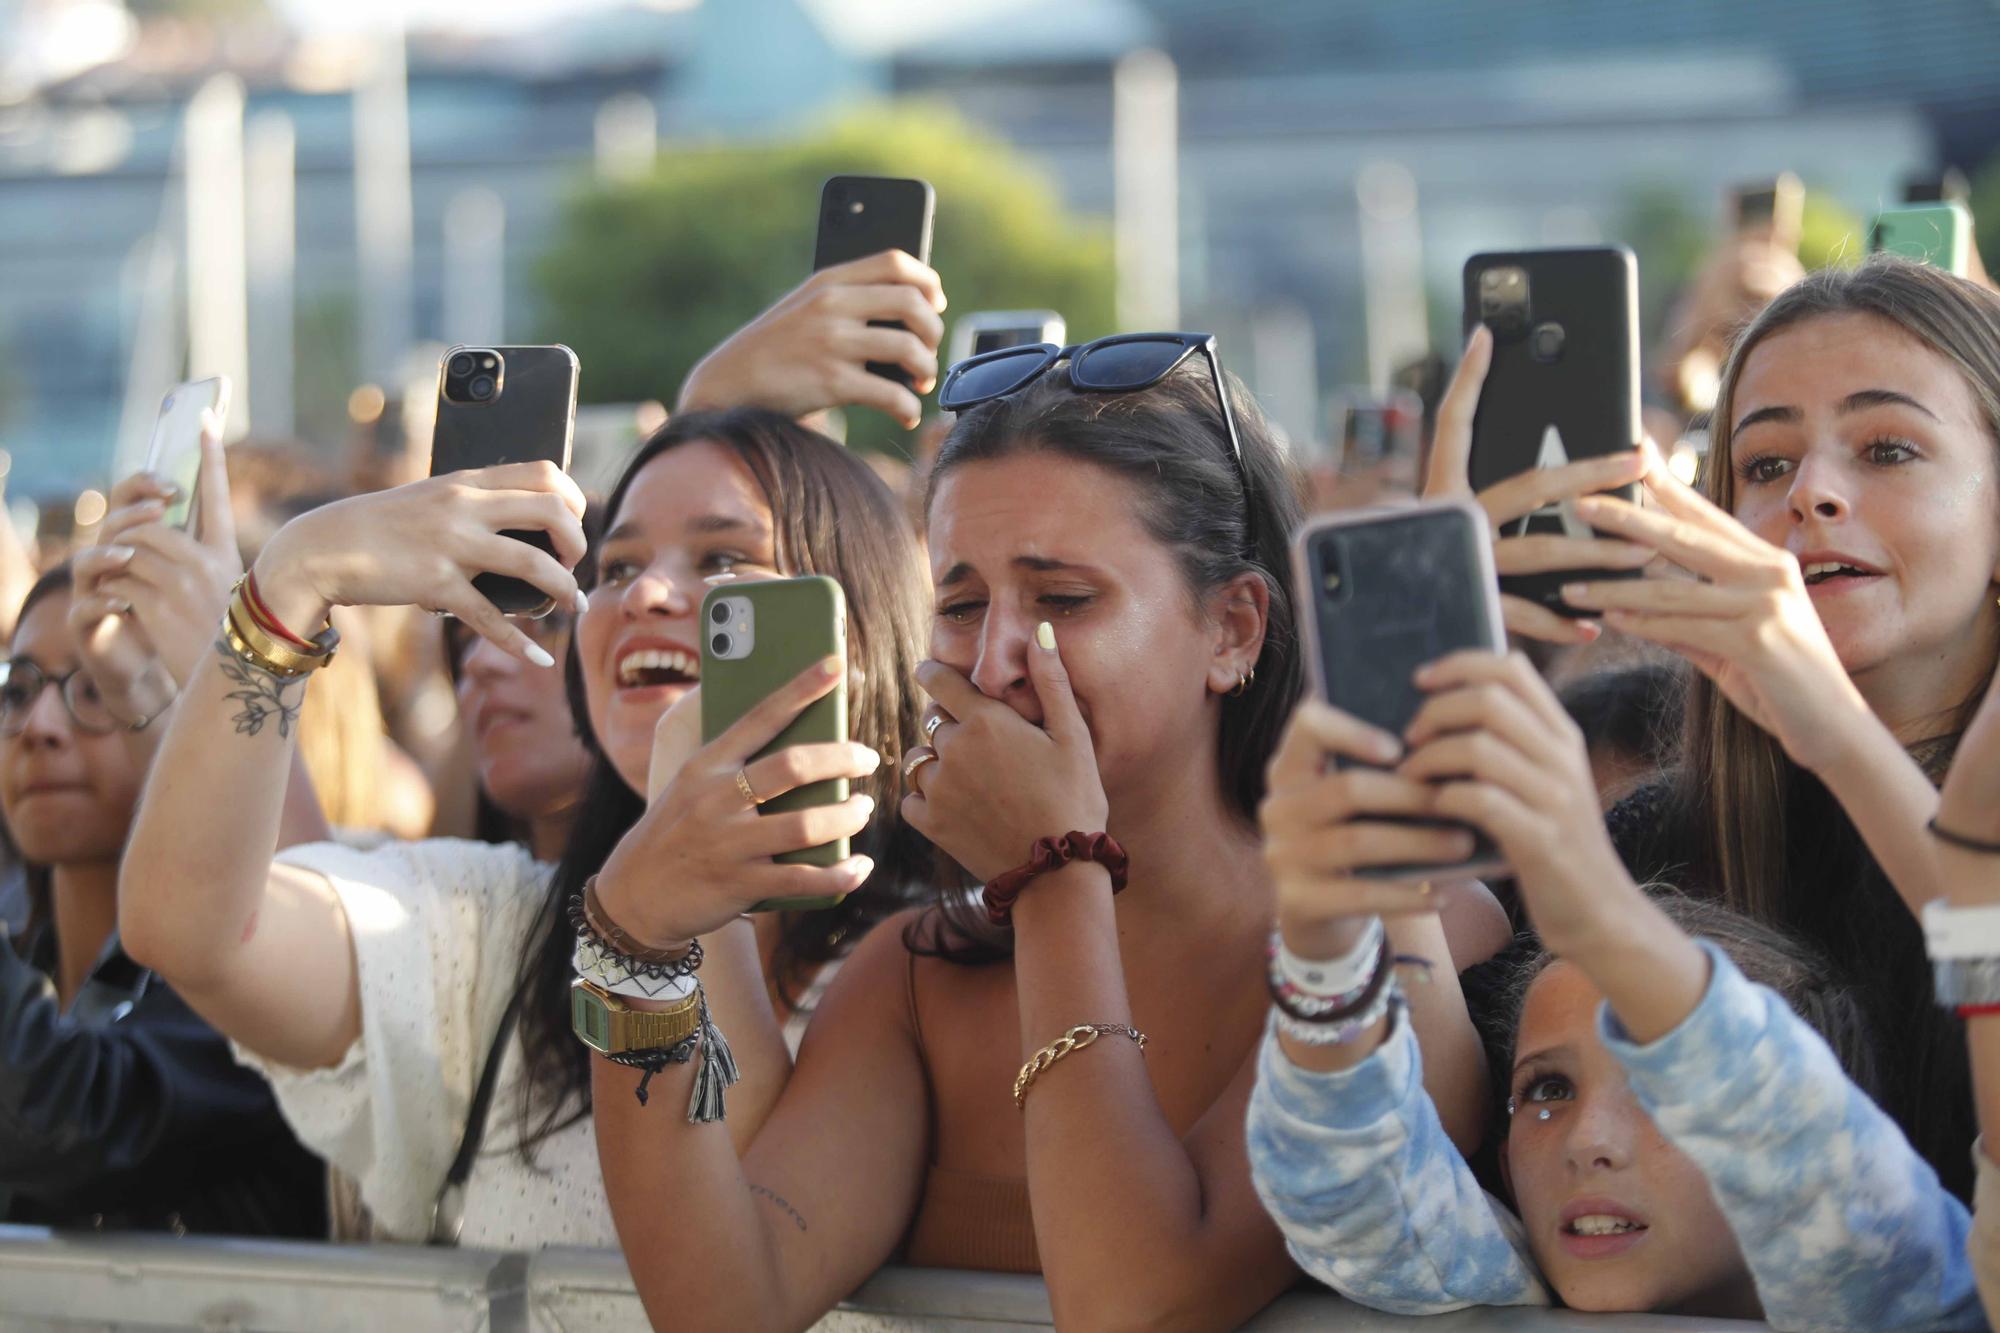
[972,326,1043,356]
[143,377,229,529]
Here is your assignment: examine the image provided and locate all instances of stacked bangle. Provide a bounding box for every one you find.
[222,576,339,677]
[1925,898,2000,1015]
[1266,921,1399,1046]
[570,877,703,972]
[1267,917,1385,1019]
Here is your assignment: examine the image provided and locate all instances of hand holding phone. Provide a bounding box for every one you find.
[679,250,945,428]
[1870,203,1974,277]
[813,176,937,398]
[700,576,856,911]
[429,345,579,617]
[1291,500,1508,881]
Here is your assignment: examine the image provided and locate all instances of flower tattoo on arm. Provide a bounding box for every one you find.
[215,635,306,739]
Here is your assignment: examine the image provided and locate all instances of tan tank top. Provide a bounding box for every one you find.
[896,950,1041,1274]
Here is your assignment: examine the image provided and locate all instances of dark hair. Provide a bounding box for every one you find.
[508,408,932,1150]
[8,563,76,948]
[1474,890,1880,1110]
[913,357,1307,958]
[447,499,606,850]
[1658,256,2000,1197]
[1557,663,1683,776]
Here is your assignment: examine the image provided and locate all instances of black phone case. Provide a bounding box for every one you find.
[1462,246,1640,616]
[813,176,935,390]
[1295,501,1508,880]
[430,345,579,617]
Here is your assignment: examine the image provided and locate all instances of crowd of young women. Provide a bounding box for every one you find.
[4,238,1998,1331]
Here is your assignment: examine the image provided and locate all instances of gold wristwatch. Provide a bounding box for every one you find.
[570,978,701,1055]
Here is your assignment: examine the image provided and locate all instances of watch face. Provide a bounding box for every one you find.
[571,982,613,1053]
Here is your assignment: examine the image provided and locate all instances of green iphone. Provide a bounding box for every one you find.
[700,576,850,912]
[1869,203,1973,277]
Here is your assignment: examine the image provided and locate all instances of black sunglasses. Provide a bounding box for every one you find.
[937,332,1248,493]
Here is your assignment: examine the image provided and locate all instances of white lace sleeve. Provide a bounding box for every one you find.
[231,837,548,1240]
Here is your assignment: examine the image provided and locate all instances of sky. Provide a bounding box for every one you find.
[265,0,1018,44]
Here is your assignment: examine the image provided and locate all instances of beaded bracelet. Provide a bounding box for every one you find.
[1273,986,1403,1047]
[1267,930,1394,1025]
[569,879,704,975]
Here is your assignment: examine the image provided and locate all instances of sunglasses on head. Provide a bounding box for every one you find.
[937,332,1249,494]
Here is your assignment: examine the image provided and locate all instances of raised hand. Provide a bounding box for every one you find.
[1557,443,1874,774]
[1423,325,1653,645]
[594,657,883,949]
[1260,698,1465,960]
[250,461,589,668]
[1937,669,2000,907]
[678,250,947,430]
[900,622,1108,885]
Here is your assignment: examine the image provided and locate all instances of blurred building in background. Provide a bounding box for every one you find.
[1,0,1998,497]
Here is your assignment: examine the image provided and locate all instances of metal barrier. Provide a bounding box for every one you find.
[0,1226,1764,1331]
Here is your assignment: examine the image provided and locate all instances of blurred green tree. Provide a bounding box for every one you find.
[534,103,1116,453]
[1798,192,1866,271]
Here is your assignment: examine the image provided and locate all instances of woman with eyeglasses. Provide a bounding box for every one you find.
[0,556,324,1237]
[589,334,1511,1331]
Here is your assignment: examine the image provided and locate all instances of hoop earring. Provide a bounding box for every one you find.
[1229,667,1255,698]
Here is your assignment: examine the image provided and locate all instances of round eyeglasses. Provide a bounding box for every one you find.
[0,660,119,737]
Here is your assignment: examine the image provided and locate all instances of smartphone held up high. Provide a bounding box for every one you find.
[428,345,580,618]
[144,376,231,530]
[700,575,850,912]
[1462,245,1641,615]
[813,175,936,391]
[947,310,1066,369]
[1294,501,1508,881]
[1870,203,1974,278]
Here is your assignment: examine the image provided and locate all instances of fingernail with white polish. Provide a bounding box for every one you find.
[573,588,590,614]
[526,642,556,669]
[1036,621,1056,651]
[107,546,136,564]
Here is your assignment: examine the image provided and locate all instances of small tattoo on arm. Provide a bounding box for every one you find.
[215,634,305,740]
[748,1184,808,1232]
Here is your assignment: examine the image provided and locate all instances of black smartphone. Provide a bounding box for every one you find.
[1904,169,1971,206]
[1462,246,1641,616]
[1293,500,1508,881]
[813,175,936,390]
[429,344,580,617]
[1728,173,1802,247]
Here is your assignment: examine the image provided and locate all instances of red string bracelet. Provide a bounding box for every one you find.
[1958,1003,2000,1020]
[242,571,318,650]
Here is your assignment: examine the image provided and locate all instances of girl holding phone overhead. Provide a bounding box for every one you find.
[1428,255,2000,1196]
[588,334,1510,1331]
[113,255,943,1247]
[1246,653,1981,1329]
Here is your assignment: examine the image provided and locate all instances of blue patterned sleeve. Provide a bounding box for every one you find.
[1246,1002,1551,1315]
[1603,942,1986,1333]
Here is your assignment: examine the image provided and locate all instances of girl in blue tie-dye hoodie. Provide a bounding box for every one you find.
[1246,650,1985,1331]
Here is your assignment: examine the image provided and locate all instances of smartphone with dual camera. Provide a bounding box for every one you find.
[1294,501,1508,881]
[429,345,580,618]
[701,576,850,911]
[813,175,936,392]
[1462,245,1641,616]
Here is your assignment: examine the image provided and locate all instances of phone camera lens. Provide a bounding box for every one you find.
[711,633,731,656]
[711,602,730,625]
[467,374,496,401]
[448,352,476,378]
[1530,323,1566,362]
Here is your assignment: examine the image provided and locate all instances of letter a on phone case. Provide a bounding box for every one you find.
[1507,425,1594,541]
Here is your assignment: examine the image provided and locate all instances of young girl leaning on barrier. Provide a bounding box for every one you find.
[1246,650,1984,1331]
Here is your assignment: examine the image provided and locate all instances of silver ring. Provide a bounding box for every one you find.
[923,712,948,742]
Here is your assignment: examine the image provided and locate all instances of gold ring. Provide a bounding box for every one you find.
[735,769,762,808]
[901,747,938,788]
[923,712,948,741]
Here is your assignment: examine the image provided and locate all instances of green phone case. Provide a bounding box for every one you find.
[1870,203,1972,277]
[700,576,849,913]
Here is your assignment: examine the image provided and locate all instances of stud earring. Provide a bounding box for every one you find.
[1506,1097,1517,1117]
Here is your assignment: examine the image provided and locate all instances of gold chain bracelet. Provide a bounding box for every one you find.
[1014,1023,1148,1110]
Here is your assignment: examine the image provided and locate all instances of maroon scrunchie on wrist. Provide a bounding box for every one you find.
[982,831,1128,926]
